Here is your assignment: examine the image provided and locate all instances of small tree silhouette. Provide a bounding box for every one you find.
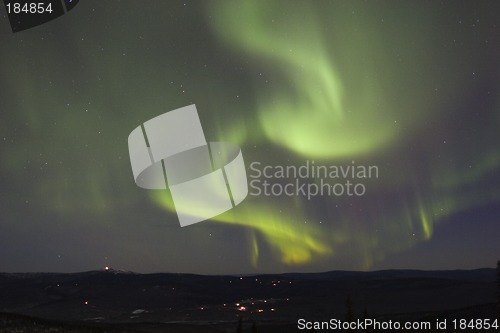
[497,260,500,321]
[345,296,355,322]
[251,320,261,333]
[363,306,376,333]
[345,296,356,332]
[236,316,243,333]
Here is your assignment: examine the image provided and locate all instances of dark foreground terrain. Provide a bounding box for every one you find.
[0,269,497,332]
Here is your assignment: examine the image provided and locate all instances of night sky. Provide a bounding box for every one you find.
[0,1,499,274]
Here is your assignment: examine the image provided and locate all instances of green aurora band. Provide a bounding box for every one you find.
[153,1,499,268]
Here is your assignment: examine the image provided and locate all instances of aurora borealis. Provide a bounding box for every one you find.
[0,1,499,274]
